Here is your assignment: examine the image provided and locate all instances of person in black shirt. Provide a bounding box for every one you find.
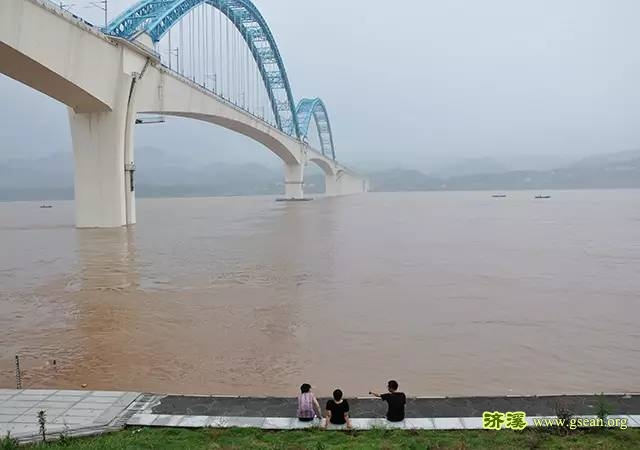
[323,389,352,429]
[370,380,406,422]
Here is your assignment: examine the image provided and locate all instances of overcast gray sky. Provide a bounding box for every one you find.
[2,0,640,171]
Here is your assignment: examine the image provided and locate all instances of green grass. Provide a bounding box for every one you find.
[3,426,638,450]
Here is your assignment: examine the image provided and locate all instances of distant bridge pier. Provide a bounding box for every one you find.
[306,158,369,197]
[325,173,339,196]
[334,170,369,196]
[283,162,305,200]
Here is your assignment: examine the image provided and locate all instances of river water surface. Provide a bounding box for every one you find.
[1,191,639,396]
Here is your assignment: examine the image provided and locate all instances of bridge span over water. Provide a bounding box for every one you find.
[0,0,368,228]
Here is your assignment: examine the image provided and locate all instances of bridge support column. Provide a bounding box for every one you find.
[331,172,369,196]
[69,100,135,228]
[325,174,340,196]
[283,163,305,199]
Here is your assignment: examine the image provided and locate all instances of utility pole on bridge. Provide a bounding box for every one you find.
[87,1,108,27]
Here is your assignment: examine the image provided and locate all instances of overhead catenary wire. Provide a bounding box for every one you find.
[179,19,184,75]
[198,6,202,85]
[237,18,241,106]
[243,30,248,109]
[231,13,235,103]
[189,11,194,81]
[256,44,260,118]
[168,27,172,70]
[198,5,202,86]
[211,4,216,93]
[232,13,237,105]
[218,7,223,96]
[225,4,230,100]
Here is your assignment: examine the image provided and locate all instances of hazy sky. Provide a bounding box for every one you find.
[2,0,640,171]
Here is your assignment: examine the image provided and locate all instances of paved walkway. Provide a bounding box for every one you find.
[0,389,143,443]
[2,390,639,441]
[148,393,640,418]
[129,393,640,430]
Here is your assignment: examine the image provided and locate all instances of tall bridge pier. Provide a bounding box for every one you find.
[68,77,137,228]
[283,163,305,200]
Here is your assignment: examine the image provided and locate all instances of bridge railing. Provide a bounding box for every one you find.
[150,63,332,163]
[155,63,301,142]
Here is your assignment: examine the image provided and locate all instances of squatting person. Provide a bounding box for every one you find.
[369,379,406,422]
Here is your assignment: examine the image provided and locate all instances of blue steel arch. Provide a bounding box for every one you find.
[296,98,336,161]
[105,0,300,138]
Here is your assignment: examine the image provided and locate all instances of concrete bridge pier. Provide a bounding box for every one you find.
[283,162,305,199]
[69,87,136,228]
[325,173,340,196]
[335,171,369,195]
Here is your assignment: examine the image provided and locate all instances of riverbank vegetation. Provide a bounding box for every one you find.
[3,426,639,449]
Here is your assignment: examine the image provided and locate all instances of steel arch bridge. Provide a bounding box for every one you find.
[105,0,337,160]
[296,98,336,161]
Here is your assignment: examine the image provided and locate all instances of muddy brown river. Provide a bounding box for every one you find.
[1,191,639,397]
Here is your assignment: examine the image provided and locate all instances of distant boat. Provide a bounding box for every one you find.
[534,195,551,199]
[275,198,313,202]
[492,194,507,198]
[39,204,52,209]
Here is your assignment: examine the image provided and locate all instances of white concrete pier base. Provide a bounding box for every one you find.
[70,107,129,228]
[283,163,305,199]
[325,174,340,196]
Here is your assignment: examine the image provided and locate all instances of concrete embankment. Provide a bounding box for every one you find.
[2,389,639,443]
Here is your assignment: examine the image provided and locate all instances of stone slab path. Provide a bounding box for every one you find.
[0,389,142,443]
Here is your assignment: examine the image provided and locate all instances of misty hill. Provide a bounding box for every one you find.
[369,149,640,191]
[568,148,640,169]
[366,169,443,192]
[1,148,639,201]
[431,157,509,177]
[0,153,73,188]
[0,147,325,201]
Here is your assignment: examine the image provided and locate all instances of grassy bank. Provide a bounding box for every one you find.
[3,427,639,449]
